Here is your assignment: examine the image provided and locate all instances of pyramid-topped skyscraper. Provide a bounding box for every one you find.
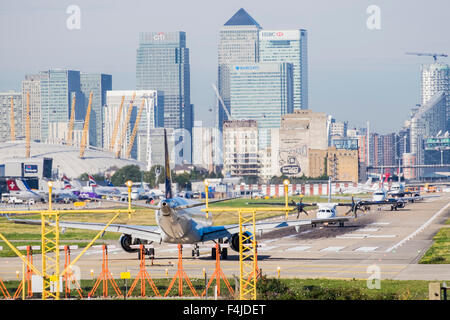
[217,8,262,131]
[224,8,261,27]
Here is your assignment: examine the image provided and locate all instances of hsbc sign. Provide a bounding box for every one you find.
[261,31,284,37]
[260,30,300,40]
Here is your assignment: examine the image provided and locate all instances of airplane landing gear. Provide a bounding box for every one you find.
[211,245,228,260]
[137,247,155,265]
[192,244,200,258]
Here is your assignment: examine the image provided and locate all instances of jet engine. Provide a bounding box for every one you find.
[119,234,147,252]
[229,231,253,253]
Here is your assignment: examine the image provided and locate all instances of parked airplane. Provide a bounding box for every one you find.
[84,175,124,198]
[336,177,378,194]
[13,130,353,259]
[5,179,45,203]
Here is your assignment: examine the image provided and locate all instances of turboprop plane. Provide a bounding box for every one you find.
[12,130,353,260]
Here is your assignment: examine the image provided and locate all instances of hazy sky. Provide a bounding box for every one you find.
[0,0,449,134]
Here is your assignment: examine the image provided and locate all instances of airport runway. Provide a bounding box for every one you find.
[0,193,449,282]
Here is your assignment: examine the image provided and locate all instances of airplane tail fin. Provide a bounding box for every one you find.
[62,175,72,189]
[19,179,31,191]
[6,179,20,191]
[164,129,173,199]
[88,175,98,187]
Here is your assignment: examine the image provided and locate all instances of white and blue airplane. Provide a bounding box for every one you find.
[13,130,350,259]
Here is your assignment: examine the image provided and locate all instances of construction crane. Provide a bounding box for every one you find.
[109,95,125,152]
[116,93,136,159]
[406,52,448,62]
[10,96,15,141]
[126,98,145,159]
[25,92,31,158]
[79,92,93,159]
[67,94,76,146]
[212,83,232,120]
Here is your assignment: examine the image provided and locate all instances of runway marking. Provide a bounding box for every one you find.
[367,235,397,238]
[261,239,278,244]
[320,246,345,252]
[282,235,298,239]
[354,246,378,252]
[385,200,450,253]
[258,246,279,251]
[300,230,313,234]
[370,222,390,226]
[159,248,180,253]
[285,246,311,252]
[336,235,366,239]
[85,248,121,256]
[355,228,379,232]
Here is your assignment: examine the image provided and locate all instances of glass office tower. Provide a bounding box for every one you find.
[218,8,262,131]
[230,62,294,149]
[80,73,112,147]
[40,69,83,142]
[259,29,308,110]
[136,31,192,161]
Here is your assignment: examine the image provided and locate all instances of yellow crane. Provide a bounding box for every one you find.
[79,92,93,159]
[10,96,15,141]
[126,99,145,158]
[67,94,76,146]
[116,93,135,158]
[109,95,125,152]
[25,92,30,158]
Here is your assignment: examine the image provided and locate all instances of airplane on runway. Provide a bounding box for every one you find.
[12,129,352,260]
[5,179,45,204]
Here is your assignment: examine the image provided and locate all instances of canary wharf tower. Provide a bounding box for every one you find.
[218,8,262,131]
[136,31,192,135]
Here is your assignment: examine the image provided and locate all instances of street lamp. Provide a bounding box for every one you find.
[204,179,209,218]
[283,179,290,218]
[126,180,133,217]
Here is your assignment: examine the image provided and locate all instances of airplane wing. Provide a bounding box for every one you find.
[84,197,160,210]
[12,218,162,242]
[200,217,349,242]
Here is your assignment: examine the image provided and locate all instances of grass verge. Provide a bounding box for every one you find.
[0,277,445,300]
[419,227,450,264]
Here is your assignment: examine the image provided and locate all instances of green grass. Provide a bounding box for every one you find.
[419,227,450,264]
[0,241,107,258]
[257,277,444,300]
[0,277,444,300]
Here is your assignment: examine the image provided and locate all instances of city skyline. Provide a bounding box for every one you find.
[0,0,449,134]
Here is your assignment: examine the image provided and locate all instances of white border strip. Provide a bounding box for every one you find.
[385,201,450,253]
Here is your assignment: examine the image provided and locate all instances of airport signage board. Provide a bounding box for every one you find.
[24,164,38,173]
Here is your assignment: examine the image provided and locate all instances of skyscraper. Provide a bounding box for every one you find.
[230,63,293,149]
[259,29,308,110]
[22,74,44,141]
[0,91,22,142]
[421,63,450,131]
[136,32,192,130]
[80,73,112,147]
[39,69,83,142]
[218,8,261,131]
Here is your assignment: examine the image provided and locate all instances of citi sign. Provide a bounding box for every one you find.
[153,32,165,41]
